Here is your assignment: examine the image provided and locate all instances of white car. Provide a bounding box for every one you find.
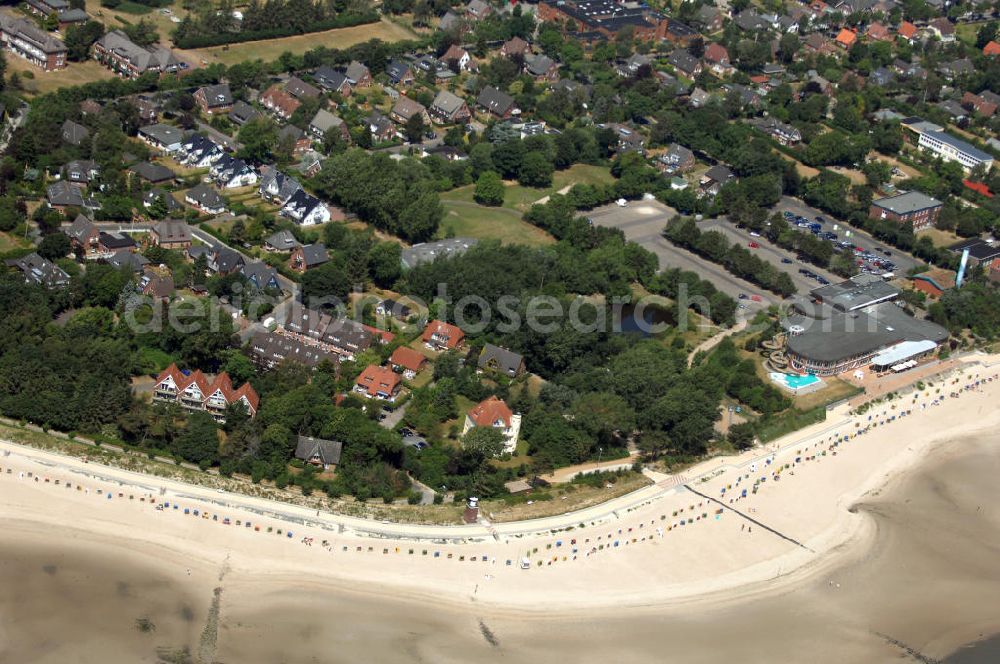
[749,231,761,237]
[616,198,627,207]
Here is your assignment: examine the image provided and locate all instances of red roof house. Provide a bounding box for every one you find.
[898,21,918,42]
[985,41,1000,56]
[465,395,514,429]
[353,364,402,400]
[461,395,522,455]
[390,346,427,378]
[835,28,857,48]
[703,42,730,66]
[867,23,891,42]
[422,320,465,351]
[961,92,997,118]
[260,86,301,119]
[153,363,259,421]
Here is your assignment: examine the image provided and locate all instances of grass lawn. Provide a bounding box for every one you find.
[179,17,418,67]
[869,152,924,180]
[774,149,820,179]
[491,436,532,469]
[136,346,177,373]
[828,165,866,185]
[0,231,30,253]
[436,164,615,246]
[83,0,180,47]
[407,370,433,389]
[438,198,555,246]
[792,375,862,411]
[505,164,616,212]
[920,228,963,249]
[439,395,476,445]
[955,21,988,46]
[7,58,116,96]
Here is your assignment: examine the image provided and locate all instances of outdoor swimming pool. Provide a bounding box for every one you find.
[769,372,823,392]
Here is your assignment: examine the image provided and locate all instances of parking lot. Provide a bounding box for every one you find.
[700,219,838,295]
[586,200,774,310]
[776,197,922,278]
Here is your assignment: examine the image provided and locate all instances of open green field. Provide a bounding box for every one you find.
[438,198,555,246]
[0,231,31,253]
[6,57,116,96]
[437,164,615,246]
[178,17,419,67]
[955,21,989,46]
[920,228,963,249]
[507,164,617,212]
[84,0,181,47]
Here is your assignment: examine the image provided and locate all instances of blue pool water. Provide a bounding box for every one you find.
[769,372,822,391]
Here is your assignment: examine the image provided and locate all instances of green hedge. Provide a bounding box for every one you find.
[172,13,379,49]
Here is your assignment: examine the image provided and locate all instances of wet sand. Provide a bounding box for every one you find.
[3,431,998,664]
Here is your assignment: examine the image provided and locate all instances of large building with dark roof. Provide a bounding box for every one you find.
[782,275,948,376]
[536,0,694,43]
[0,15,66,71]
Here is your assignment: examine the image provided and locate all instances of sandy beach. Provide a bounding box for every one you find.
[1,355,999,662]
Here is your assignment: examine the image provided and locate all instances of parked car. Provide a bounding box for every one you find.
[748,241,760,248]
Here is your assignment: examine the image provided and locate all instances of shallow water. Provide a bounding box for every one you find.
[2,433,999,663]
[945,634,1000,663]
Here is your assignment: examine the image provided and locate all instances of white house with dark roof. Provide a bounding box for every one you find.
[139,123,183,152]
[294,436,343,470]
[6,252,69,288]
[280,190,330,226]
[211,154,257,189]
[313,65,352,95]
[258,167,302,205]
[308,108,349,141]
[185,183,226,215]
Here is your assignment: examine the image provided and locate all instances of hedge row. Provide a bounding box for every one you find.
[172,13,379,50]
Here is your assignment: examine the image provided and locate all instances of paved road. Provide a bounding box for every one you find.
[687,319,749,366]
[776,196,922,277]
[586,201,773,312]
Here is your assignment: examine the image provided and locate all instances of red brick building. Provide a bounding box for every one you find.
[868,191,943,231]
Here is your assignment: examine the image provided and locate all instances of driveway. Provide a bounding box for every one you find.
[195,120,241,151]
[379,401,408,430]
